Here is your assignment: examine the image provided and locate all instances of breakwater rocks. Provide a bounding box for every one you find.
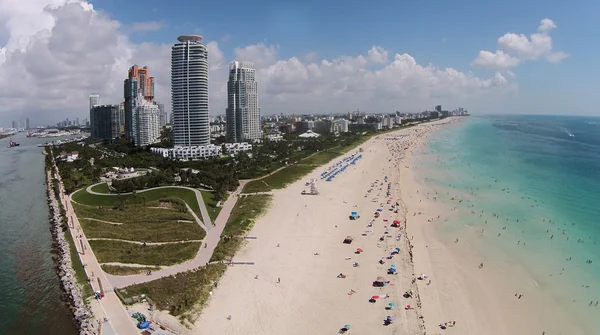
[46,173,98,335]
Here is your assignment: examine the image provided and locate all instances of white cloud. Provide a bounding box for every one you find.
[472,18,567,70]
[471,50,521,69]
[538,18,557,32]
[0,0,514,124]
[130,21,164,32]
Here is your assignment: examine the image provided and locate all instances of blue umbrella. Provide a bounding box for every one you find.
[390,264,397,268]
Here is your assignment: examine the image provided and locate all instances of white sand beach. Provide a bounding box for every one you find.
[189,118,585,335]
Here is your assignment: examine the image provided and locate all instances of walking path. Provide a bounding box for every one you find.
[52,169,139,334]
[85,184,213,231]
[104,180,249,288]
[101,262,162,268]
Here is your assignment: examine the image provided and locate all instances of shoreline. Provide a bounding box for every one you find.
[401,120,592,334]
[191,119,455,334]
[45,164,97,334]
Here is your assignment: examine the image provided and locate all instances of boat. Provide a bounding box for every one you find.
[8,136,20,147]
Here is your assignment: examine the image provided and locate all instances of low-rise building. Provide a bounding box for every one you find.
[224,142,253,154]
[150,142,252,160]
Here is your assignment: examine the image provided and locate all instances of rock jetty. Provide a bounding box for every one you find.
[46,171,98,335]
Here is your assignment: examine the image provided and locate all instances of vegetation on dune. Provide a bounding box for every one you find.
[210,194,272,262]
[100,265,160,276]
[89,239,201,266]
[117,263,227,321]
[242,165,317,193]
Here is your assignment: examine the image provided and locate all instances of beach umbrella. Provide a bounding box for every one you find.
[377,208,383,212]
[356,248,364,253]
[388,302,396,307]
[371,295,381,300]
[395,247,401,252]
[405,304,412,309]
[344,324,351,329]
[390,264,397,268]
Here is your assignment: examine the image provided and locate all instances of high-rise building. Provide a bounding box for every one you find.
[90,105,120,140]
[171,35,210,147]
[124,65,155,142]
[156,102,167,127]
[25,118,30,130]
[11,120,17,129]
[134,94,161,146]
[89,94,100,111]
[435,105,442,113]
[226,61,261,142]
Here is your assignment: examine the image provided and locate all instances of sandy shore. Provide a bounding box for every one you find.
[185,118,583,334]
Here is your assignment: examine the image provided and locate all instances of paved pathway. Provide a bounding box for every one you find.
[51,167,139,334]
[88,237,204,246]
[85,184,213,231]
[104,180,249,288]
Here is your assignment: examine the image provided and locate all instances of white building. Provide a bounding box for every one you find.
[226,61,261,142]
[150,142,252,161]
[334,119,350,133]
[134,94,161,147]
[171,35,210,147]
[299,130,320,138]
[89,93,99,111]
[265,133,283,142]
[224,142,253,155]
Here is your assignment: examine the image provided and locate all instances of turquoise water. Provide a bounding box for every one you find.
[419,116,600,324]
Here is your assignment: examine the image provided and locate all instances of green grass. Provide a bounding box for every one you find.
[74,202,194,224]
[117,263,227,320]
[89,240,201,266]
[101,265,160,276]
[200,190,221,221]
[63,226,94,298]
[71,187,201,215]
[242,165,317,193]
[90,183,111,194]
[210,195,272,262]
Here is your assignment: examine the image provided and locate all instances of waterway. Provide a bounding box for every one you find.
[0,133,77,334]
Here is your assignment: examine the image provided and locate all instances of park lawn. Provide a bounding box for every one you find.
[81,219,205,242]
[210,194,271,262]
[63,227,94,299]
[301,148,346,165]
[242,165,316,193]
[90,183,111,194]
[89,240,201,266]
[200,190,221,221]
[101,265,160,276]
[71,187,201,215]
[73,202,194,224]
[117,263,227,320]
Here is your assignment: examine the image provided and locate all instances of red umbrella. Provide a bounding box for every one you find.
[393,219,400,224]
[356,248,364,253]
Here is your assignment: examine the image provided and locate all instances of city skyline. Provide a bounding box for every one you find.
[1,0,597,126]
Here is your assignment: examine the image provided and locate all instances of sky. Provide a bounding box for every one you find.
[0,0,599,127]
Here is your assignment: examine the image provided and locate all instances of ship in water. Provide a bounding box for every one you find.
[8,136,20,147]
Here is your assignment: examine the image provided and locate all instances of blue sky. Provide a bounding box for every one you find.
[0,0,599,127]
[93,0,598,113]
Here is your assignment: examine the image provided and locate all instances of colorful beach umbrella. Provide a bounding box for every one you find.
[344,324,351,329]
[356,248,364,252]
[388,302,396,307]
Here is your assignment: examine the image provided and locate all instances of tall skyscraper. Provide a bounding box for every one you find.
[124,65,156,144]
[89,94,100,111]
[90,105,120,140]
[11,120,17,129]
[156,102,167,127]
[171,35,210,147]
[226,61,260,142]
[25,118,30,130]
[134,94,161,146]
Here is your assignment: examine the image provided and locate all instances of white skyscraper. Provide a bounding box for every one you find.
[134,94,161,146]
[171,35,210,147]
[89,93,99,111]
[226,61,261,142]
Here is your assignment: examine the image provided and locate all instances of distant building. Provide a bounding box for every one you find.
[226,61,261,142]
[124,65,155,142]
[25,118,30,130]
[11,120,17,129]
[441,110,449,117]
[157,102,167,127]
[435,105,442,113]
[313,120,332,134]
[134,94,161,147]
[89,94,99,111]
[90,105,120,140]
[430,111,440,118]
[172,35,210,147]
[299,130,320,138]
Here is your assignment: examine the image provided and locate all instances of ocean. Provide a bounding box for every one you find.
[0,133,76,334]
[420,115,600,330]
